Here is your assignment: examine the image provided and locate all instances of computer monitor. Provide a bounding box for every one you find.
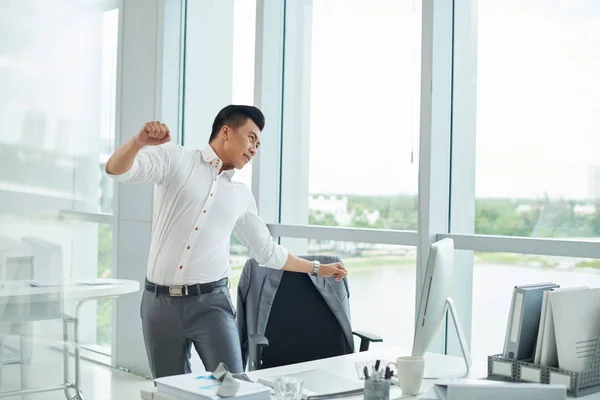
[412,238,472,377]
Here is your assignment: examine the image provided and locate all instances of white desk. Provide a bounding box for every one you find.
[144,346,600,399]
[246,347,477,399]
[247,347,600,399]
[0,279,140,400]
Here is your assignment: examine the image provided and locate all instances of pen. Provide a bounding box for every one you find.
[364,366,370,380]
[374,359,380,372]
[384,366,391,380]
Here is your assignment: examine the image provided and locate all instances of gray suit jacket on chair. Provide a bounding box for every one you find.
[236,255,354,369]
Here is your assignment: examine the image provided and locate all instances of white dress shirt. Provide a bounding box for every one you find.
[108,142,288,286]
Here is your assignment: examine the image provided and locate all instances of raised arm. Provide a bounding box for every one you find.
[105,121,180,185]
[106,121,170,175]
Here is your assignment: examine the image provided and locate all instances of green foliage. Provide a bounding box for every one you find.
[97,224,112,278]
[310,194,600,240]
[309,211,339,226]
[309,194,419,230]
[97,224,113,347]
[576,260,600,269]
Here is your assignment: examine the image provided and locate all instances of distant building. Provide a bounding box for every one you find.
[588,166,600,201]
[309,195,348,216]
[309,194,380,226]
[573,204,597,216]
[516,204,535,214]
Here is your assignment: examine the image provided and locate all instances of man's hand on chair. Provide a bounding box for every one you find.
[318,263,348,281]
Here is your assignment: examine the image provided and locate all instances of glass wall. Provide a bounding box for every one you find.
[280,0,421,230]
[448,0,600,359]
[473,0,600,238]
[172,0,600,369]
[0,2,120,388]
[181,0,257,188]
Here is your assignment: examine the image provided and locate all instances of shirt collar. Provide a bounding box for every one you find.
[200,145,235,179]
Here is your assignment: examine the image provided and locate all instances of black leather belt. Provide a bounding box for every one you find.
[144,278,228,297]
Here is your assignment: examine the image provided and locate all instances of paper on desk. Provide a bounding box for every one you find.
[551,287,600,372]
[25,280,72,287]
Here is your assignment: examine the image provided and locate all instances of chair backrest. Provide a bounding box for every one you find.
[260,270,352,369]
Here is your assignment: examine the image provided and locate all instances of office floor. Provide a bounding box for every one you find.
[1,346,154,400]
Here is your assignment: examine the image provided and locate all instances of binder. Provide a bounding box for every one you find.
[503,282,559,360]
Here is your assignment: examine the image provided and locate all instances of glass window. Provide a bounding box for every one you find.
[474,0,600,238]
[471,251,600,361]
[232,0,256,188]
[182,0,256,188]
[0,1,120,374]
[0,213,114,356]
[0,2,118,215]
[281,0,421,230]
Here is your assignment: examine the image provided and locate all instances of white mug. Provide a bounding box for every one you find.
[388,356,424,395]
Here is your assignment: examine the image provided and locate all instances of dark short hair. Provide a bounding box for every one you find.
[209,105,265,143]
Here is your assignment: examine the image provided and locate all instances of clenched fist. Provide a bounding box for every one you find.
[136,121,171,146]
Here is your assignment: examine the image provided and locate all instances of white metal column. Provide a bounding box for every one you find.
[181,0,234,148]
[416,0,454,354]
[446,0,478,356]
[252,0,286,223]
[113,0,165,376]
[278,0,313,255]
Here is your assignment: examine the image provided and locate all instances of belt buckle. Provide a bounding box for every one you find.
[169,285,187,297]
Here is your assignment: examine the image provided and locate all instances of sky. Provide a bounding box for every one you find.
[232,0,600,200]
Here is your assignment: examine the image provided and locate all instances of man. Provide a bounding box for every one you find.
[105,105,347,377]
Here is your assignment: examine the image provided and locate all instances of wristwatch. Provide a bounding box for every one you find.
[311,260,320,276]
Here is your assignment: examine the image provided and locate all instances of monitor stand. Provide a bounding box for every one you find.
[424,297,472,379]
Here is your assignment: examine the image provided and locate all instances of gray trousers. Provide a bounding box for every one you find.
[140,285,243,378]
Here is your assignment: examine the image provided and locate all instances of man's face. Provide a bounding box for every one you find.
[224,119,261,169]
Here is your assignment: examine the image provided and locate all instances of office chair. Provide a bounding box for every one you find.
[239,256,382,371]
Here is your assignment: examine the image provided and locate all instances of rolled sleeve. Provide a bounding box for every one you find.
[233,199,288,269]
[107,156,143,182]
[106,142,183,186]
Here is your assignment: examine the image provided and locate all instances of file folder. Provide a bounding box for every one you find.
[503,282,558,360]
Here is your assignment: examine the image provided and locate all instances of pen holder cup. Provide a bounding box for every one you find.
[363,379,390,400]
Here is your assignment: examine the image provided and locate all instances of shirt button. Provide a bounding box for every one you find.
[195,227,198,231]
[179,265,183,270]
[210,193,213,196]
[203,210,206,213]
[187,245,190,250]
